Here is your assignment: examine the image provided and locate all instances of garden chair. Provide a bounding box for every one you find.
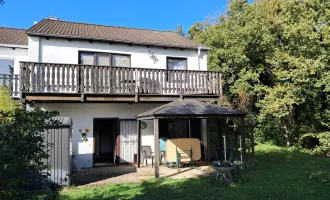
[141,145,154,167]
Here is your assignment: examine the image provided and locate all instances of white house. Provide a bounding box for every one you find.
[0,18,223,169]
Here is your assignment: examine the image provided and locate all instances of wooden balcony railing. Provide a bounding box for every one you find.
[19,62,222,96]
[0,74,19,97]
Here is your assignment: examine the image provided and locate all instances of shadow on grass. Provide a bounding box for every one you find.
[59,146,330,200]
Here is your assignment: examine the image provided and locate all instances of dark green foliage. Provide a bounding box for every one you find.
[189,0,330,150]
[0,99,59,198]
[299,133,320,149]
[313,132,330,154]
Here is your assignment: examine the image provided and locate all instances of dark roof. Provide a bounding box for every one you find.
[27,19,206,49]
[136,100,246,119]
[0,27,28,46]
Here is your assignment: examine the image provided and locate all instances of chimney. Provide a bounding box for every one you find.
[48,16,59,20]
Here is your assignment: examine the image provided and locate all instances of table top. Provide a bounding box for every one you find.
[212,166,236,172]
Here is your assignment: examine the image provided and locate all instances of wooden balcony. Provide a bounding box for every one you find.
[18,62,222,102]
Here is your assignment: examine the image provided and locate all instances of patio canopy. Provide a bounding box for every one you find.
[135,100,247,179]
[135,100,247,120]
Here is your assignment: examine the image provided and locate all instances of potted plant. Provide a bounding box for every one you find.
[79,128,89,142]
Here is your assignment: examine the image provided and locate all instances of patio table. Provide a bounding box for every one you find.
[210,166,236,184]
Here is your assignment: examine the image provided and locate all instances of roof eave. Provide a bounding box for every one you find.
[27,32,209,50]
[0,43,28,49]
[136,113,247,120]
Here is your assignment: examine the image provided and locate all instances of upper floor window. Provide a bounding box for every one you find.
[79,51,131,67]
[167,57,187,70]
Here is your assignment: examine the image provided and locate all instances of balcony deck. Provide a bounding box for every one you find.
[1,62,222,102]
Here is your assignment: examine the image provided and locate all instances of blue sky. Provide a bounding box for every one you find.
[0,0,229,32]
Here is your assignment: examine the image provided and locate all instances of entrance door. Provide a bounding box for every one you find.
[119,120,137,163]
[94,119,116,165]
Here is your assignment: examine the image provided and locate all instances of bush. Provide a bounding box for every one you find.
[299,132,330,155]
[0,87,60,198]
[314,132,330,155]
[0,85,19,125]
[299,133,319,150]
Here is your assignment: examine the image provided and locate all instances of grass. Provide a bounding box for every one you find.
[55,144,330,200]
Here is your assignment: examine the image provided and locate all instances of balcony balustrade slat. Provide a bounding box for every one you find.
[128,68,130,93]
[36,64,40,92]
[105,67,108,93]
[56,65,60,92]
[198,72,202,94]
[30,63,35,92]
[100,66,104,93]
[51,64,55,92]
[70,65,74,92]
[125,68,128,93]
[219,73,223,96]
[14,75,18,96]
[152,69,155,94]
[215,72,218,94]
[45,64,49,92]
[130,68,134,93]
[90,66,94,93]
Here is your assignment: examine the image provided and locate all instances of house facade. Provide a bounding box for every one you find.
[0,18,222,168]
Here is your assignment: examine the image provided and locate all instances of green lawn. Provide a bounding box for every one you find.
[56,145,330,200]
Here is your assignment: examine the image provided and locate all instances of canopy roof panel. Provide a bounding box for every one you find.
[135,100,246,119]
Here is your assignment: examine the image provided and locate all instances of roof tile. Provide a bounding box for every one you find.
[0,27,28,45]
[27,19,204,49]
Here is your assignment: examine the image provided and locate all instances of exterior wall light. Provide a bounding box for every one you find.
[148,50,154,58]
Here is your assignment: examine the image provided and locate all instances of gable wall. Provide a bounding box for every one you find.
[28,36,208,71]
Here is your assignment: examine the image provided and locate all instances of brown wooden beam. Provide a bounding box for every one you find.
[183,97,219,102]
[154,119,160,178]
[139,96,178,102]
[25,95,81,101]
[137,120,141,168]
[86,96,135,101]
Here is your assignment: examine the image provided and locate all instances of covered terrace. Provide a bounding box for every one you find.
[135,100,247,178]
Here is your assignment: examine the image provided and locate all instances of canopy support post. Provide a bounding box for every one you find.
[207,119,211,162]
[137,120,141,168]
[240,117,246,168]
[154,119,160,178]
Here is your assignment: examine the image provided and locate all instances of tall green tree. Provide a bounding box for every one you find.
[190,0,330,146]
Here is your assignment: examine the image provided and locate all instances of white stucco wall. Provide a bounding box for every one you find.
[37,103,163,168]
[27,36,40,62]
[28,36,207,71]
[0,46,28,74]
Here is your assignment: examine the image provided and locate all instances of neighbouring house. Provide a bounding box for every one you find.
[0,18,227,171]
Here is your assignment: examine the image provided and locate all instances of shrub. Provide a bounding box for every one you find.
[299,133,319,150]
[314,132,330,155]
[299,132,330,155]
[0,85,19,125]
[0,87,60,198]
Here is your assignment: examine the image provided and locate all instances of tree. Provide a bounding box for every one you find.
[190,0,330,147]
[0,86,19,125]
[175,25,185,36]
